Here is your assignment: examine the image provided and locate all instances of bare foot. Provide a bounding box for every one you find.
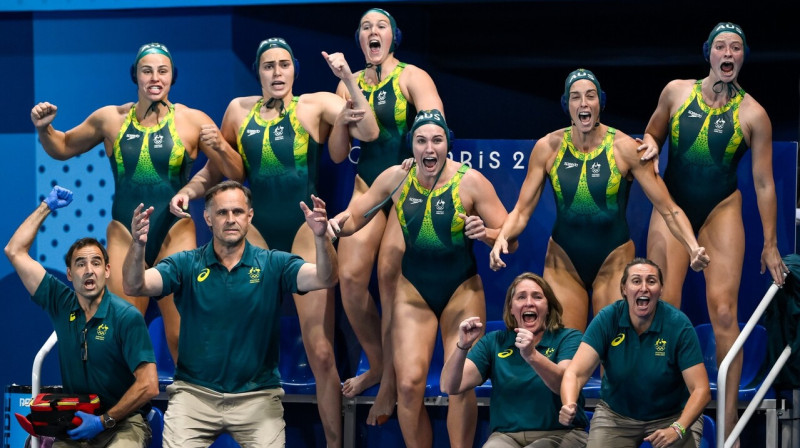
[342,369,381,398]
[366,383,397,426]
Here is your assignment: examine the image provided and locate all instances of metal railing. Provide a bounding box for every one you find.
[30,331,58,448]
[718,282,793,448]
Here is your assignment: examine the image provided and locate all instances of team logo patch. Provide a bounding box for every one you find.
[96,324,109,341]
[249,267,262,284]
[544,347,555,358]
[655,338,667,356]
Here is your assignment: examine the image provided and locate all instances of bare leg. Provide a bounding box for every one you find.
[440,275,486,448]
[107,218,195,363]
[252,224,342,448]
[646,208,690,308]
[393,276,438,448]
[699,193,745,447]
[338,183,387,398]
[367,209,404,425]
[591,240,635,315]
[543,238,590,331]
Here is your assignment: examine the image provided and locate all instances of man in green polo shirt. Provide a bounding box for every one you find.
[122,180,337,448]
[559,258,711,448]
[5,186,159,447]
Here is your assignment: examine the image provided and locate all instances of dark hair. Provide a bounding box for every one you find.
[64,238,109,267]
[502,272,564,332]
[620,257,664,289]
[205,180,252,209]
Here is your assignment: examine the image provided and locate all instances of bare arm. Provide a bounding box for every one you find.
[122,204,165,297]
[5,204,51,295]
[31,103,107,160]
[490,138,551,270]
[105,362,159,421]
[745,101,786,284]
[322,52,379,142]
[327,100,360,164]
[461,169,512,249]
[328,166,408,237]
[638,80,688,165]
[170,161,224,218]
[625,138,710,271]
[644,363,711,446]
[516,328,570,395]
[559,342,600,425]
[403,66,444,113]
[4,187,74,294]
[296,195,338,291]
[441,317,485,394]
[190,108,245,182]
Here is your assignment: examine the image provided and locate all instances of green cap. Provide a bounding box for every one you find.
[254,37,295,67]
[134,42,173,67]
[410,109,450,146]
[563,68,601,99]
[707,22,748,51]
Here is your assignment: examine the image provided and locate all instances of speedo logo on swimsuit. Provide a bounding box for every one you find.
[246,129,261,137]
[125,134,141,141]
[687,110,704,119]
[409,198,423,205]
[564,162,579,169]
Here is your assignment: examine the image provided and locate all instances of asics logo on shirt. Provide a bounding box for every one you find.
[611,333,625,346]
[497,349,513,358]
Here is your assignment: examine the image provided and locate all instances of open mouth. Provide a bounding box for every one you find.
[721,62,734,74]
[635,296,650,309]
[147,85,162,94]
[422,156,437,169]
[369,39,381,50]
[578,111,592,125]
[522,311,538,323]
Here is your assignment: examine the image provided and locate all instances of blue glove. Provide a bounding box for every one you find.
[44,186,73,211]
[67,411,105,440]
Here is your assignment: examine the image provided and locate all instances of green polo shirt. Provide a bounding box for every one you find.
[31,273,155,410]
[583,299,703,420]
[468,327,589,433]
[155,240,305,393]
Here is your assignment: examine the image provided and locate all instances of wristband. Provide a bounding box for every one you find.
[670,421,686,437]
[670,425,683,440]
[456,341,471,351]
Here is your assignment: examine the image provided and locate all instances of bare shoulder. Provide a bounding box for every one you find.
[739,92,770,123]
[662,78,696,98]
[299,91,341,105]
[173,103,215,126]
[536,129,565,153]
[399,63,432,82]
[612,128,642,159]
[104,103,134,119]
